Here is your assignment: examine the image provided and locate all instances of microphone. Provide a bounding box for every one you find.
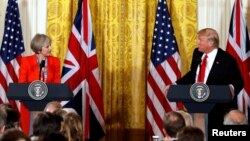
[39,60,45,81]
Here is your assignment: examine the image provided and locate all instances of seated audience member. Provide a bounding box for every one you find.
[163,111,186,141]
[61,112,83,141]
[177,126,204,141]
[5,107,21,130]
[0,128,30,141]
[223,109,248,125]
[0,108,7,134]
[0,104,20,131]
[44,101,62,113]
[0,104,13,110]
[37,132,67,141]
[31,112,63,141]
[176,110,193,126]
[62,108,78,114]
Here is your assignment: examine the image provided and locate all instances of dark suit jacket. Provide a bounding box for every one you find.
[176,48,244,126]
[18,54,61,83]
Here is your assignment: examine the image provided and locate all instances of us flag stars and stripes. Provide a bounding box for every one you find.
[0,0,25,108]
[146,0,182,139]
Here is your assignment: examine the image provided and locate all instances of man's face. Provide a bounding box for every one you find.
[197,35,210,53]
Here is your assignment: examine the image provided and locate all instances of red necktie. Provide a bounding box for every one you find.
[198,55,208,83]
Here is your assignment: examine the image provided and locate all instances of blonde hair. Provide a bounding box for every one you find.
[61,112,83,141]
[31,33,51,54]
[176,110,193,126]
[44,101,62,113]
[198,28,219,47]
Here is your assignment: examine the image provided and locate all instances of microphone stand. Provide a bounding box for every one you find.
[39,60,45,81]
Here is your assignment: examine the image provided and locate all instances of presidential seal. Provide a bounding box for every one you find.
[190,83,210,102]
[28,80,48,100]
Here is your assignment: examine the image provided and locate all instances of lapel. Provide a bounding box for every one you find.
[46,56,51,81]
[206,48,223,84]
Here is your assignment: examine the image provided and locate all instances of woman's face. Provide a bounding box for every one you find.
[40,45,51,57]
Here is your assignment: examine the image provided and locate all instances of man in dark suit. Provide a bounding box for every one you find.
[173,28,244,130]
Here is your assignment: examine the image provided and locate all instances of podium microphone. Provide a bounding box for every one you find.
[39,60,45,81]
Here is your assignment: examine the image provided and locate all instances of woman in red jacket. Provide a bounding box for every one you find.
[19,34,61,83]
[18,33,61,135]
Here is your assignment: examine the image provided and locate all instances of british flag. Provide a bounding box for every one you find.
[0,0,25,114]
[226,0,250,121]
[61,0,105,140]
[146,0,182,139]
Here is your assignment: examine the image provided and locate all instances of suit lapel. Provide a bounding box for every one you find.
[206,48,223,84]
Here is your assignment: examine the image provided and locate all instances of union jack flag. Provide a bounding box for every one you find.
[226,0,250,121]
[0,0,24,116]
[146,0,182,139]
[61,0,105,140]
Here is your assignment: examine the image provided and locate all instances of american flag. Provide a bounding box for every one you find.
[61,0,105,140]
[0,0,25,110]
[146,0,182,139]
[226,0,250,121]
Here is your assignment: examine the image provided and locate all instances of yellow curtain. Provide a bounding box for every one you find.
[169,0,198,74]
[47,0,197,140]
[46,0,78,64]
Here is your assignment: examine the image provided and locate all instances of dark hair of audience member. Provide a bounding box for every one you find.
[32,112,63,136]
[163,111,186,138]
[37,132,67,141]
[0,128,30,141]
[0,108,7,133]
[5,108,20,130]
[0,103,13,110]
[177,126,204,141]
[0,104,20,130]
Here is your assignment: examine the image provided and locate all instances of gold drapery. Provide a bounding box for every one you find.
[47,0,197,140]
[47,0,78,66]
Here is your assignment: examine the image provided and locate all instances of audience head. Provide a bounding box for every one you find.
[0,103,14,110]
[176,110,193,126]
[44,101,62,113]
[37,132,67,141]
[0,103,20,132]
[177,126,204,141]
[163,111,186,138]
[62,108,77,114]
[61,112,83,141]
[223,109,248,125]
[0,108,7,134]
[5,108,20,130]
[0,128,30,141]
[32,112,63,137]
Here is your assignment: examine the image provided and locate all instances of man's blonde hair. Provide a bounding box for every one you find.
[198,28,219,47]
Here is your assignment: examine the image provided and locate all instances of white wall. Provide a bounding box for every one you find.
[0,0,47,55]
[198,0,250,50]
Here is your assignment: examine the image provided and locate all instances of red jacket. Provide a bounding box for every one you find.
[18,54,61,83]
[18,54,61,135]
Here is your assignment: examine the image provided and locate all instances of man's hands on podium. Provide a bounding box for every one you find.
[164,85,170,97]
[164,83,176,97]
